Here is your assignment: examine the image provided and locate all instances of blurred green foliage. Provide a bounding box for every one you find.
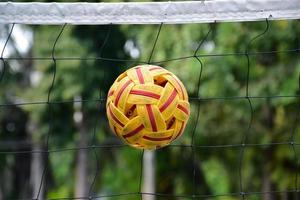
[0,3,299,200]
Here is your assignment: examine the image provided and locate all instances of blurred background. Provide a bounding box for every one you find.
[0,1,300,200]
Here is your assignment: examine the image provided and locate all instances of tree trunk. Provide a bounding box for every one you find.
[30,144,44,200]
[75,132,88,197]
[262,100,273,200]
[262,165,271,200]
[74,97,88,197]
[0,182,3,200]
[142,150,156,200]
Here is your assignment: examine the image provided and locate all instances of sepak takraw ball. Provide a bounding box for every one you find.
[106,65,190,149]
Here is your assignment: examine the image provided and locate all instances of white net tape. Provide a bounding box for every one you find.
[0,0,300,25]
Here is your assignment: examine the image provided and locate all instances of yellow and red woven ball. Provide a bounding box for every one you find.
[106,65,190,149]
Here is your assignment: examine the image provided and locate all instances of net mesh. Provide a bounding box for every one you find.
[0,17,299,200]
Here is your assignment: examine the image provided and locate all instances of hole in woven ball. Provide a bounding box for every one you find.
[127,110,133,116]
[158,80,167,87]
[125,104,137,118]
[154,76,168,87]
[167,117,176,130]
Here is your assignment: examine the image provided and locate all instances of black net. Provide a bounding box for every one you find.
[0,19,299,200]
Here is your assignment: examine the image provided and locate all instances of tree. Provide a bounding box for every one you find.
[0,7,299,200]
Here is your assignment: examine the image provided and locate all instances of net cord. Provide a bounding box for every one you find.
[0,0,300,25]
